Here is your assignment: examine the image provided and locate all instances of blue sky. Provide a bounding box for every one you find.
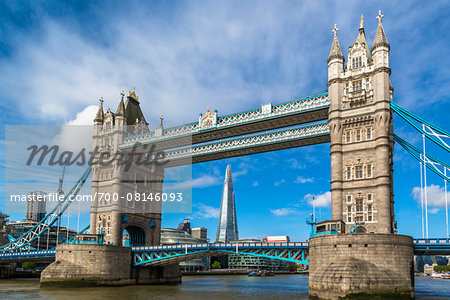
[0,1,449,242]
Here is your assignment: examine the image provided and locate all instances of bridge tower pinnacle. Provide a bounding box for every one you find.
[328,13,395,234]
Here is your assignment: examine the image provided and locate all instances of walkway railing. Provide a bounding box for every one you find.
[132,242,310,267]
[121,92,329,147]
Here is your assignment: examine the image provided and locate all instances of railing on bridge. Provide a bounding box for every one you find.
[131,242,310,267]
[1,239,449,263]
[0,250,56,261]
[413,238,450,255]
[160,122,330,166]
[121,92,329,148]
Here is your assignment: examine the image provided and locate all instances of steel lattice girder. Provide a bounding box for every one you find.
[132,246,309,267]
[121,93,329,150]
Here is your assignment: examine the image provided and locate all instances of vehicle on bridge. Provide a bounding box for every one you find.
[262,236,290,243]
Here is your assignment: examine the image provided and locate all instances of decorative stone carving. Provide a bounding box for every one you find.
[199,107,217,129]
[262,103,272,115]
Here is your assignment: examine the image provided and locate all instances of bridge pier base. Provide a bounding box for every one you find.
[308,234,414,299]
[40,244,181,287]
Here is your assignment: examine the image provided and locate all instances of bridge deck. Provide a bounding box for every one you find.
[1,239,448,264]
[121,93,329,150]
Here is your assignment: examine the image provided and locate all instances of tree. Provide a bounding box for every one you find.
[211,260,221,269]
[434,265,450,272]
[22,262,36,269]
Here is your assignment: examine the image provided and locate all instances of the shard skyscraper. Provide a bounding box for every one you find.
[216,164,239,242]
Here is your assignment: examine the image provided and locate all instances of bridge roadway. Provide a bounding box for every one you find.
[120,92,329,151]
[0,238,448,266]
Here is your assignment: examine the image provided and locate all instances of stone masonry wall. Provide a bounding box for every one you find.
[41,244,132,286]
[309,234,414,299]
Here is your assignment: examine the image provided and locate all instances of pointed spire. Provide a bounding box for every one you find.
[350,15,373,63]
[115,90,126,116]
[225,164,232,181]
[94,97,104,123]
[216,164,238,242]
[372,10,389,51]
[328,24,344,64]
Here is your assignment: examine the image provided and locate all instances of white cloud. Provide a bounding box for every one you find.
[193,203,220,219]
[252,181,259,187]
[233,168,248,178]
[295,176,314,184]
[304,191,331,207]
[270,208,295,216]
[286,158,305,170]
[53,105,97,153]
[0,2,336,127]
[274,179,285,186]
[429,208,440,214]
[170,174,220,190]
[412,184,450,208]
[66,105,99,125]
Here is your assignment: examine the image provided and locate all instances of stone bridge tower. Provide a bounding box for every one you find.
[90,88,163,247]
[328,13,395,234]
[309,13,414,299]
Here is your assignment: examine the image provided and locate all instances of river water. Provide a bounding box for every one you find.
[0,275,449,299]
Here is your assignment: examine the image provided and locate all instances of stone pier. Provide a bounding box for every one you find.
[309,234,414,299]
[40,244,181,287]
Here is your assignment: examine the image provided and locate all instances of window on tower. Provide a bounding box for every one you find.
[356,200,363,212]
[353,80,362,91]
[355,165,363,179]
[366,128,372,140]
[356,129,361,141]
[345,131,351,143]
[367,164,373,178]
[352,57,363,69]
[346,167,352,180]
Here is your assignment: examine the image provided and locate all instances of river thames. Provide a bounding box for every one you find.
[0,275,449,299]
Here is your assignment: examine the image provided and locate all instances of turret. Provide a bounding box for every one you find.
[115,90,127,131]
[327,24,344,82]
[94,97,104,125]
[327,24,345,221]
[372,10,390,69]
[94,97,104,137]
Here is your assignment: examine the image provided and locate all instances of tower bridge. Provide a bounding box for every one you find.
[1,11,449,299]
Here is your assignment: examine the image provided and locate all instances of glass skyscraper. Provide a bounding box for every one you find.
[216,164,239,242]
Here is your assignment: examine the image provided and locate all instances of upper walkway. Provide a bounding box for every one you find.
[120,92,329,150]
